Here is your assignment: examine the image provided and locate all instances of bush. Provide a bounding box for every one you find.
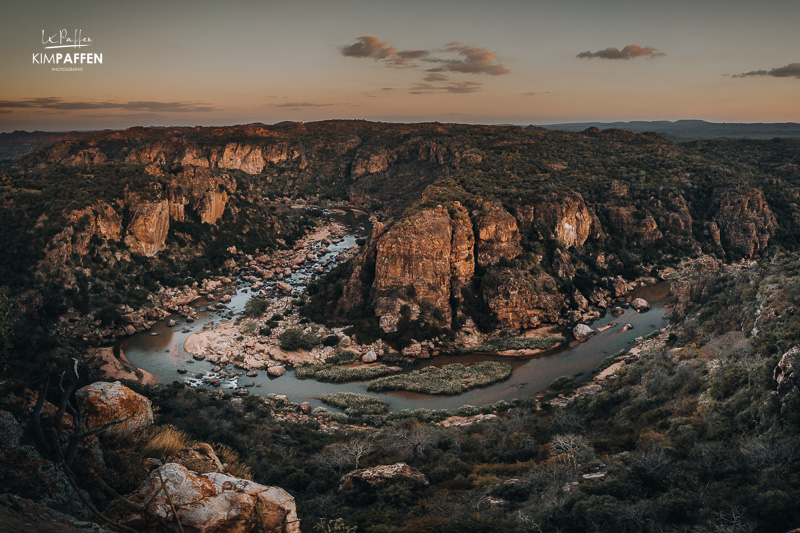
[367,361,512,395]
[295,364,395,383]
[142,425,190,459]
[279,328,319,351]
[320,392,389,416]
[243,298,269,317]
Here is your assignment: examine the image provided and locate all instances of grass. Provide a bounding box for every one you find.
[141,425,191,459]
[295,363,395,383]
[320,392,389,416]
[214,442,253,480]
[366,361,513,395]
[468,335,563,353]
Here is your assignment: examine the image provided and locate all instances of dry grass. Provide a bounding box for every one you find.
[142,425,191,459]
[214,443,254,480]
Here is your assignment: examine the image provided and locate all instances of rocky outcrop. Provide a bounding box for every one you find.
[516,193,596,248]
[0,411,89,518]
[0,493,107,533]
[166,168,236,224]
[340,463,428,491]
[630,298,650,312]
[671,255,720,317]
[75,381,153,438]
[482,267,563,332]
[774,346,800,399]
[351,148,394,177]
[449,201,475,305]
[43,202,123,273]
[474,202,521,267]
[112,463,300,533]
[123,193,170,257]
[713,189,777,258]
[606,205,663,246]
[372,207,453,331]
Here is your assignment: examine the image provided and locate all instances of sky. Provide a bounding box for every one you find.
[0,0,799,131]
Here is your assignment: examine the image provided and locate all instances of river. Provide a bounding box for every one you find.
[122,214,670,412]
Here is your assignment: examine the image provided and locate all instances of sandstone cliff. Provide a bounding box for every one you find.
[515,193,597,248]
[482,267,564,332]
[474,202,521,267]
[713,188,777,258]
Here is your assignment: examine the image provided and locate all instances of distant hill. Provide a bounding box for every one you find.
[535,119,800,142]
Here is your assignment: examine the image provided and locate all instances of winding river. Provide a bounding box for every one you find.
[122,214,670,412]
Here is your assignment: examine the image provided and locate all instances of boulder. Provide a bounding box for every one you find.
[361,350,378,363]
[631,298,650,312]
[267,365,286,377]
[572,324,596,342]
[299,402,312,414]
[112,463,299,533]
[75,381,153,438]
[340,463,428,491]
[275,282,292,294]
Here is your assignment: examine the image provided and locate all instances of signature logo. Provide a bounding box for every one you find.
[33,29,102,70]
[41,29,93,49]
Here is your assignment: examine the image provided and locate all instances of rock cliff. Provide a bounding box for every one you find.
[482,267,564,332]
[474,202,521,267]
[713,188,777,258]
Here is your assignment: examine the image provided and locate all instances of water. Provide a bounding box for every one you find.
[122,213,670,412]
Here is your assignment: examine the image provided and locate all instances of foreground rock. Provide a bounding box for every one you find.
[340,463,428,490]
[0,493,108,533]
[0,411,90,518]
[573,324,596,342]
[75,381,153,438]
[630,298,650,312]
[112,463,299,533]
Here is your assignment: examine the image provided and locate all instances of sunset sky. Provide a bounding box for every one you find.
[1,0,799,131]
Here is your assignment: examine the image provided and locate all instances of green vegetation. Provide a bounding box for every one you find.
[470,334,563,353]
[295,363,395,383]
[367,361,512,395]
[320,392,389,416]
[243,298,269,317]
[279,328,319,351]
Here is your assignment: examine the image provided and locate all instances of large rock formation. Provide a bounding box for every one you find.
[340,463,428,491]
[123,193,170,257]
[112,463,300,533]
[516,193,596,248]
[482,267,563,332]
[372,207,453,331]
[774,345,800,400]
[166,168,236,224]
[75,381,154,438]
[474,202,521,267]
[449,202,476,304]
[713,188,777,258]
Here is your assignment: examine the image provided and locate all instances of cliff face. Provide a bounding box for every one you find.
[713,188,777,258]
[372,207,453,332]
[449,202,475,303]
[515,193,596,248]
[474,202,522,267]
[482,268,563,332]
[123,193,170,257]
[167,168,236,224]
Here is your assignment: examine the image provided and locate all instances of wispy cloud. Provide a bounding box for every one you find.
[425,42,510,76]
[731,62,800,79]
[341,36,509,75]
[410,81,482,94]
[270,102,338,108]
[341,35,429,68]
[0,97,216,112]
[423,73,449,82]
[577,45,665,60]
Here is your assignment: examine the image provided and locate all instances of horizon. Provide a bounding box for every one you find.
[4,117,800,136]
[1,0,799,132]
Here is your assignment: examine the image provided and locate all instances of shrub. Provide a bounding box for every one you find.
[295,364,395,383]
[320,392,389,416]
[279,328,319,351]
[243,298,269,317]
[367,361,512,395]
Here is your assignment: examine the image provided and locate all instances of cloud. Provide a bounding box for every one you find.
[423,73,449,82]
[0,97,215,112]
[271,102,338,108]
[341,35,396,59]
[426,42,510,75]
[341,36,508,75]
[409,81,482,94]
[577,45,665,60]
[732,62,800,79]
[523,91,553,96]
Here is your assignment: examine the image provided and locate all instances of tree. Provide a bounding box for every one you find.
[0,286,13,373]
